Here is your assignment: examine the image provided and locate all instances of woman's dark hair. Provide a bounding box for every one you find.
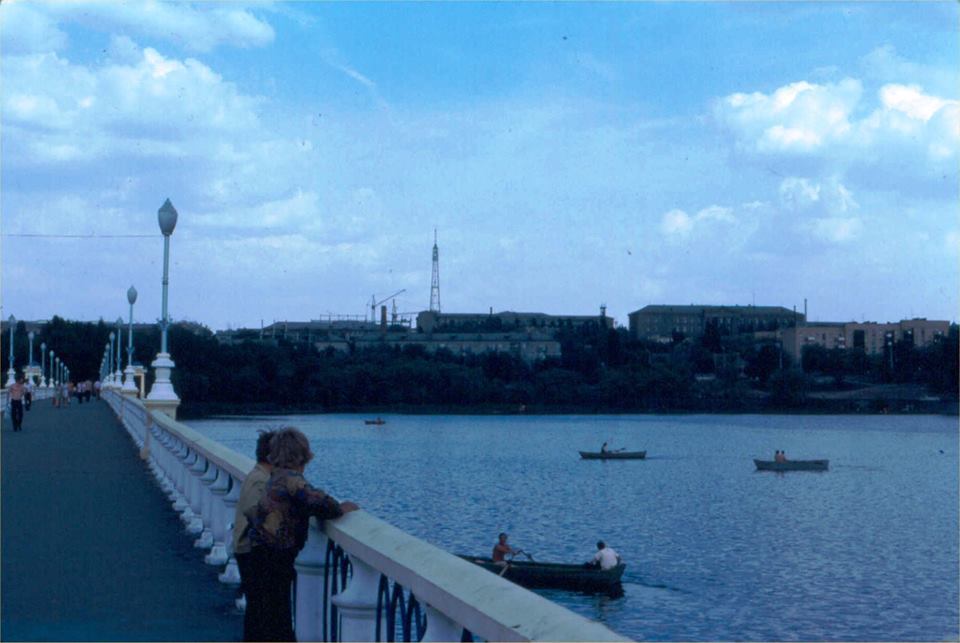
[255,430,277,464]
[268,427,314,469]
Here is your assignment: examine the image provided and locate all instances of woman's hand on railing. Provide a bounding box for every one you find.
[340,501,360,514]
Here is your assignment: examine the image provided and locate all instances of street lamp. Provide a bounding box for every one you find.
[122,286,138,394]
[115,317,123,385]
[146,198,181,416]
[54,356,59,387]
[28,331,35,368]
[50,351,55,386]
[40,342,47,387]
[108,333,115,387]
[6,315,15,387]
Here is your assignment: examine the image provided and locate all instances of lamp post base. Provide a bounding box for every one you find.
[122,365,138,396]
[146,352,180,420]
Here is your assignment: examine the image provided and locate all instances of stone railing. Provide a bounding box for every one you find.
[102,389,629,642]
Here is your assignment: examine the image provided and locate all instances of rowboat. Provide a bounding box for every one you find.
[754,459,829,472]
[458,555,626,591]
[364,419,385,426]
[579,450,646,460]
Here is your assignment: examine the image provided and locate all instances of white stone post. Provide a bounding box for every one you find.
[294,518,331,642]
[185,454,207,534]
[218,474,244,584]
[331,555,385,642]
[194,462,219,548]
[174,449,196,516]
[204,469,232,566]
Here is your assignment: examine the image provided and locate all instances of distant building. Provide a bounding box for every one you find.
[416,309,614,334]
[316,331,561,363]
[781,318,950,360]
[628,305,802,342]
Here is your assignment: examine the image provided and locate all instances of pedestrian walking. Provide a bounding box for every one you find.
[9,375,25,431]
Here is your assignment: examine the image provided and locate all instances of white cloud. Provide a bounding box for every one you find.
[779,177,821,210]
[4,45,263,164]
[660,205,736,237]
[5,2,275,54]
[660,209,693,235]
[805,217,864,243]
[716,79,861,154]
[0,1,68,54]
[716,77,958,164]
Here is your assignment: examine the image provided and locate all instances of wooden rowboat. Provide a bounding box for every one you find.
[458,555,625,591]
[754,459,829,472]
[579,450,646,460]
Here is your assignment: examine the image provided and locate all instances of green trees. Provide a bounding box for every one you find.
[16,318,959,414]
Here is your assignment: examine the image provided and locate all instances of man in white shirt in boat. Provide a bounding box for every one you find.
[588,541,621,570]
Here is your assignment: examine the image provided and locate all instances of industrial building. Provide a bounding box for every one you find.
[781,319,950,361]
[628,304,803,342]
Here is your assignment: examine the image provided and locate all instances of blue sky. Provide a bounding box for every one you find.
[2,1,957,330]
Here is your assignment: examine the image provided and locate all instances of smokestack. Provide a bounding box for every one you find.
[804,298,808,321]
[381,305,387,331]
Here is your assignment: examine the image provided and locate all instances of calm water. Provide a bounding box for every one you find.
[187,413,959,641]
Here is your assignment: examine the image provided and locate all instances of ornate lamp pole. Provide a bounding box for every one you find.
[50,352,56,386]
[54,357,59,387]
[40,342,47,387]
[6,315,15,387]
[146,198,181,418]
[27,330,35,374]
[114,317,123,385]
[108,333,115,387]
[123,286,139,394]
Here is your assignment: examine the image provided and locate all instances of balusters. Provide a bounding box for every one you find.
[331,555,385,642]
[217,475,244,584]
[294,518,331,642]
[185,454,207,535]
[204,470,232,566]
[193,459,218,548]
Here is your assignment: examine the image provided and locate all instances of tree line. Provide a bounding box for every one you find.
[5,316,956,417]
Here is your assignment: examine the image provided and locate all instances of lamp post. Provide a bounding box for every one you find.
[6,315,15,387]
[54,357,59,387]
[27,331,35,380]
[122,286,138,395]
[50,352,55,387]
[108,333,115,387]
[146,198,181,418]
[115,317,123,385]
[40,342,47,387]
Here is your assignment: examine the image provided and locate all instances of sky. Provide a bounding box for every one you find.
[2,1,958,331]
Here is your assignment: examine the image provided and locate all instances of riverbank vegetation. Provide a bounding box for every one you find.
[13,317,958,418]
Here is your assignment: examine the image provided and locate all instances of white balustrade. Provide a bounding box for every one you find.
[100,389,628,642]
[193,461,219,548]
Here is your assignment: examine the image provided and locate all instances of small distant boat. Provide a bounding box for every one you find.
[364,418,386,426]
[754,459,829,472]
[579,450,646,460]
[458,555,626,591]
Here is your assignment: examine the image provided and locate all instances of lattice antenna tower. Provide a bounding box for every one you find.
[429,228,441,313]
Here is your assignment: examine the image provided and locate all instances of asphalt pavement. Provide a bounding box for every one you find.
[1,397,241,641]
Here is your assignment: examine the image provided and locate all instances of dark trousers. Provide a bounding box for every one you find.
[24,392,32,411]
[10,400,23,431]
[245,547,297,642]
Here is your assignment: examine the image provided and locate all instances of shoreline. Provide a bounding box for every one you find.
[177,398,960,420]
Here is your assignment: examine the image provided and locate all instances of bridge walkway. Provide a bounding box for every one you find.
[1,397,240,641]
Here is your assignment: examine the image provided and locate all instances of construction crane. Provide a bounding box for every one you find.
[370,289,406,323]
